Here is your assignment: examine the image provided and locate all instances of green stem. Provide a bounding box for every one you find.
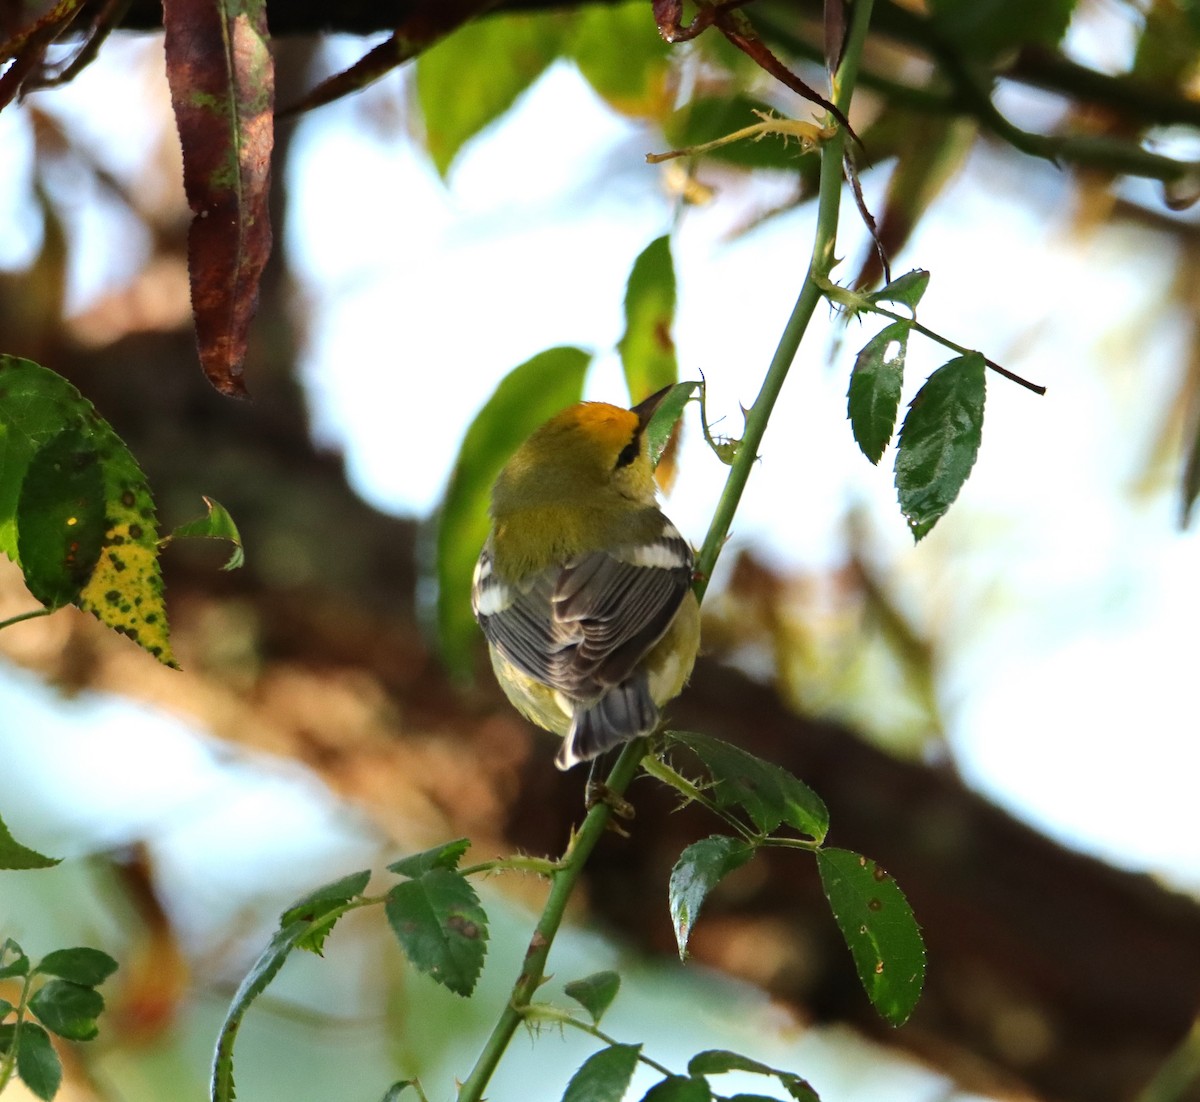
[522,1005,676,1078]
[456,739,646,1102]
[865,300,1047,394]
[0,608,52,632]
[458,7,880,1096]
[694,0,876,598]
[0,973,35,1092]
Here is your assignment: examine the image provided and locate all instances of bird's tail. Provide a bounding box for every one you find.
[556,677,659,770]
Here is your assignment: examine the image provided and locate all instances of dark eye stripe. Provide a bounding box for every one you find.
[615,435,640,469]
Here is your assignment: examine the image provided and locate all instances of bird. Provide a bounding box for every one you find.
[472,386,700,770]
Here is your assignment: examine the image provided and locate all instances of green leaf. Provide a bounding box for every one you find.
[0,939,30,978]
[381,1083,418,1102]
[668,731,828,840]
[867,270,929,313]
[418,12,568,176]
[568,1,672,118]
[35,948,118,987]
[0,814,59,870]
[15,1022,61,1100]
[165,496,244,570]
[280,868,371,955]
[928,0,1075,57]
[387,838,471,878]
[0,355,175,665]
[27,980,104,1041]
[668,835,754,960]
[687,1052,818,1102]
[619,236,678,403]
[16,426,106,608]
[436,346,591,676]
[639,1076,712,1102]
[564,970,621,1025]
[645,381,699,470]
[385,869,488,997]
[561,1043,642,1102]
[816,847,925,1026]
[848,321,909,465]
[894,353,986,540]
[0,998,13,1018]
[212,920,309,1102]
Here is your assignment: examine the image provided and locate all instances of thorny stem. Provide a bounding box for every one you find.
[458,3,878,1097]
[694,0,876,599]
[456,739,646,1102]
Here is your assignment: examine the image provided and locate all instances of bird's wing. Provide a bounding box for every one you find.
[473,524,693,700]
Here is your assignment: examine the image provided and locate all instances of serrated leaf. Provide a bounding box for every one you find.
[669,835,754,960]
[16,426,106,608]
[15,1021,61,1100]
[687,1051,817,1101]
[211,920,308,1102]
[35,947,117,987]
[0,939,30,978]
[639,1076,712,1102]
[688,1051,773,1076]
[418,12,567,176]
[163,0,274,396]
[669,731,828,840]
[0,357,176,664]
[643,380,698,484]
[386,869,488,997]
[569,1,672,118]
[166,496,244,570]
[564,970,621,1024]
[848,322,909,465]
[620,236,678,405]
[867,270,929,313]
[0,814,59,871]
[387,838,471,878]
[894,353,986,540]
[27,980,103,1041]
[279,868,371,955]
[562,1043,642,1102]
[816,847,925,1026]
[436,347,590,676]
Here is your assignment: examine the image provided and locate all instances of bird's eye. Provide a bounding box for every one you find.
[615,437,640,469]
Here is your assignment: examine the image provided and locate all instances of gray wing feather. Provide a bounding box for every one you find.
[475,532,692,703]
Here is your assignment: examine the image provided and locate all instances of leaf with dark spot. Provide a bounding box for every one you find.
[164,0,275,397]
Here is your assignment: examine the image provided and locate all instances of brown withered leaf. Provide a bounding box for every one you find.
[163,0,274,397]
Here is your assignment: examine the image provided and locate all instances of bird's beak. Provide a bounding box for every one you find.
[630,384,673,430]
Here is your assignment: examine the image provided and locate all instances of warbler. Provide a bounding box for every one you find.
[472,386,700,770]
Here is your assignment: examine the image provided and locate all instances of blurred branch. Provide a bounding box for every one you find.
[59,0,1200,186]
[756,7,1200,186]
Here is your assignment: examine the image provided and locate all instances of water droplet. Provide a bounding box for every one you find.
[874,961,885,974]
[868,898,883,911]
[872,865,887,882]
